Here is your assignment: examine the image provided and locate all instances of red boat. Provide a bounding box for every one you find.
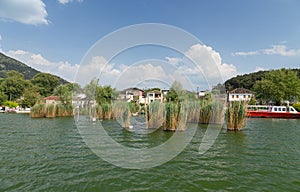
[247,105,300,118]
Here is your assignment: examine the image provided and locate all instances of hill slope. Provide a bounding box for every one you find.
[225,68,300,91]
[0,52,68,83]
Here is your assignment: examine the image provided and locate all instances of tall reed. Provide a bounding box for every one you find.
[163,102,179,131]
[225,101,247,131]
[30,103,73,118]
[147,101,165,129]
[198,100,212,124]
[30,103,46,117]
[112,101,131,128]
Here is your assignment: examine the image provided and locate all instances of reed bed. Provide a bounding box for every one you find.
[30,103,46,118]
[112,101,131,128]
[163,102,179,131]
[198,100,212,124]
[147,101,165,129]
[225,101,247,131]
[30,104,73,118]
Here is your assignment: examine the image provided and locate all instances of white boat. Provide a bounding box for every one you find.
[15,108,31,114]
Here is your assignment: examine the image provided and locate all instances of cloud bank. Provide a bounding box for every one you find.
[57,0,83,4]
[6,50,79,82]
[4,43,238,90]
[0,0,48,25]
[234,45,300,57]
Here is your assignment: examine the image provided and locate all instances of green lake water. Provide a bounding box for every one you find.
[0,114,299,191]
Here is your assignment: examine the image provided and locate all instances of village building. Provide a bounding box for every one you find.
[228,88,253,102]
[146,90,163,104]
[43,96,60,105]
[118,87,145,103]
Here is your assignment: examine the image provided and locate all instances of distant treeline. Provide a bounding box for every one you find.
[225,68,300,91]
[225,68,300,105]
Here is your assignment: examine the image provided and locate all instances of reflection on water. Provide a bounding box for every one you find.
[0,114,299,191]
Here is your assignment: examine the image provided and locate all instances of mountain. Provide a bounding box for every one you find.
[0,52,68,83]
[225,68,300,91]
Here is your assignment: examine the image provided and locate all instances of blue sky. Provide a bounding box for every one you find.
[0,0,300,89]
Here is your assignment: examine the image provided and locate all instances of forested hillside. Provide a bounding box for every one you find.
[0,52,67,84]
[225,68,300,91]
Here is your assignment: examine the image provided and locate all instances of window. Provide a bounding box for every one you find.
[232,95,234,99]
[243,95,246,98]
[274,108,277,111]
[236,95,239,98]
[290,108,295,112]
[282,108,286,111]
[248,95,251,98]
[278,108,281,111]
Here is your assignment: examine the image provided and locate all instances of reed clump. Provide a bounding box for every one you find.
[225,101,247,131]
[147,101,165,129]
[112,101,131,128]
[30,104,73,118]
[198,100,212,124]
[30,103,46,117]
[163,102,179,131]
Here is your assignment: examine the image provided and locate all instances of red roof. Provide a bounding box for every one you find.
[229,88,252,94]
[43,96,59,100]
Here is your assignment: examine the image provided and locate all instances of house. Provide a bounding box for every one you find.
[43,96,60,105]
[146,90,163,104]
[118,87,145,103]
[228,88,253,102]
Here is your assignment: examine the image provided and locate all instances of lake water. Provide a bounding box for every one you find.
[1,113,299,191]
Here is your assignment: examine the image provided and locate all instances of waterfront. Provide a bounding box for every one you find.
[0,114,299,191]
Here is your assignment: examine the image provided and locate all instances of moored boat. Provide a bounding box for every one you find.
[247,105,300,118]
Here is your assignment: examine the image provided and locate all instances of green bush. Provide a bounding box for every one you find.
[3,101,18,108]
[292,103,300,112]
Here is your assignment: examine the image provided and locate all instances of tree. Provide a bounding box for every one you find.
[166,81,183,102]
[0,85,8,104]
[54,84,72,105]
[31,73,59,97]
[95,85,118,104]
[253,69,300,105]
[1,70,27,100]
[84,79,98,102]
[20,87,41,108]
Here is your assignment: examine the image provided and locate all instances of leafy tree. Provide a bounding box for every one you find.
[0,85,8,104]
[253,69,300,105]
[20,87,41,108]
[95,85,118,104]
[166,81,183,102]
[84,79,98,102]
[54,84,72,105]
[31,73,59,97]
[1,70,28,100]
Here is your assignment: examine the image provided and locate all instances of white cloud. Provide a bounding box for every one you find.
[234,51,259,56]
[234,45,300,57]
[184,44,238,83]
[0,0,48,25]
[263,45,300,56]
[5,50,79,82]
[165,57,182,65]
[57,0,83,4]
[254,67,265,72]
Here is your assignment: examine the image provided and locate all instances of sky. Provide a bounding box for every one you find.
[0,0,300,90]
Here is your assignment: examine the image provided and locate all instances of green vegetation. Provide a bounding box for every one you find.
[0,52,67,83]
[30,104,73,118]
[225,101,248,131]
[225,68,300,105]
[253,69,300,105]
[293,103,300,112]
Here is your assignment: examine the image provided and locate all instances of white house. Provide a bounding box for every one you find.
[228,88,253,102]
[146,90,163,104]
